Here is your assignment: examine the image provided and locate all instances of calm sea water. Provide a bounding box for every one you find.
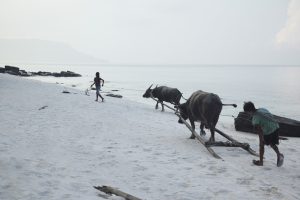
[14,64,300,120]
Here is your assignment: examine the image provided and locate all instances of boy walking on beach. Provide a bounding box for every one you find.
[244,102,284,167]
[91,72,104,102]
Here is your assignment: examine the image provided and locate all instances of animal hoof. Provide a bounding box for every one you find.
[209,138,215,143]
[189,135,196,139]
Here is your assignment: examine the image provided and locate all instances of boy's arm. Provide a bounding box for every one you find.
[101,78,104,86]
[90,82,95,87]
[255,125,264,165]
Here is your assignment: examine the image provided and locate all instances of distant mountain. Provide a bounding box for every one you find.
[0,39,106,64]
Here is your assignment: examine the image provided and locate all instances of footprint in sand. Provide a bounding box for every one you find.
[236,176,254,185]
[140,186,150,192]
[143,148,152,152]
[38,190,51,196]
[131,145,140,148]
[288,148,297,152]
[166,173,175,178]
[208,165,227,174]
[260,186,283,198]
[133,165,147,172]
[215,189,230,195]
[263,167,272,171]
[177,182,190,188]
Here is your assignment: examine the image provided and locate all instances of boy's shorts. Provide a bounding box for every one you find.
[96,86,101,94]
[264,129,279,146]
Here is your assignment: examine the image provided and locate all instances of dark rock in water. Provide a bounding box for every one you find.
[5,65,19,74]
[6,70,20,75]
[52,72,60,77]
[54,71,81,77]
[19,70,31,77]
[111,89,119,91]
[0,67,5,73]
[234,112,300,137]
[1,65,81,77]
[106,93,122,98]
[60,71,81,77]
[33,71,53,76]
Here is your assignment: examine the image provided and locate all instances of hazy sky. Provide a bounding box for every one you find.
[0,0,299,65]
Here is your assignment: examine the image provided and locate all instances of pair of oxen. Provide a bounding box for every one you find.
[143,85,237,142]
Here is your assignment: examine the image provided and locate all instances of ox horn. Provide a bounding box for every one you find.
[147,84,153,90]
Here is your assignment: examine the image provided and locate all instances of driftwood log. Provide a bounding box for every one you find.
[38,105,48,110]
[106,93,123,98]
[94,186,142,200]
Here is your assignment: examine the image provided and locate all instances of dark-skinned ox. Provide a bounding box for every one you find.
[177,90,237,142]
[143,84,182,111]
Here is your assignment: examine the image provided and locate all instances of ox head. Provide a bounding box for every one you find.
[177,103,188,124]
[142,84,153,98]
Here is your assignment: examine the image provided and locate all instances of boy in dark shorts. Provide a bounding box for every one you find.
[91,72,104,102]
[244,102,284,167]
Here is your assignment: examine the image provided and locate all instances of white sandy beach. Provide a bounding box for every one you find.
[0,73,300,200]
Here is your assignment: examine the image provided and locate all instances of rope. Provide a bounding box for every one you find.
[220,114,236,118]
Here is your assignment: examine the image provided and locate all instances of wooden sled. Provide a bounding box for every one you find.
[150,97,258,159]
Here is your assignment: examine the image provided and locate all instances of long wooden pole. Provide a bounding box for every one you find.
[214,128,258,156]
[174,113,222,159]
[150,97,221,159]
[150,97,176,111]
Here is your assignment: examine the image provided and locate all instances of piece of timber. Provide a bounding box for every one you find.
[214,128,258,156]
[94,186,142,200]
[174,113,222,159]
[150,97,176,112]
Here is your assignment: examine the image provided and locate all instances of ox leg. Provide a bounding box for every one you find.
[209,127,215,142]
[155,101,159,109]
[200,123,206,136]
[189,120,196,139]
[161,101,164,112]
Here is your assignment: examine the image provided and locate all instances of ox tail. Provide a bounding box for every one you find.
[222,103,237,108]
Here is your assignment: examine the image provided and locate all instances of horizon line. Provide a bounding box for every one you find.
[1,61,300,67]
